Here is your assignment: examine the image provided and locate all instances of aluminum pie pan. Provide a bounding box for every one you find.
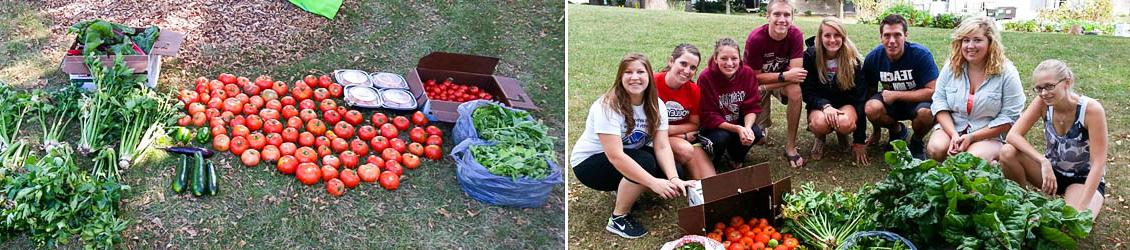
[369,72,409,89]
[343,85,383,108]
[378,88,417,110]
[334,69,372,87]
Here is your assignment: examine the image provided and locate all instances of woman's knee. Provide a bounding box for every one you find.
[999,144,1018,161]
[669,138,694,160]
[835,115,857,134]
[864,100,885,119]
[808,112,832,134]
[926,135,950,160]
[968,141,1003,161]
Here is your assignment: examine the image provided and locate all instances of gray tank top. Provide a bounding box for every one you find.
[1043,96,1100,180]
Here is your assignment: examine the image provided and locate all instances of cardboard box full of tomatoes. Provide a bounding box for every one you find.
[677,163,792,242]
[404,52,539,123]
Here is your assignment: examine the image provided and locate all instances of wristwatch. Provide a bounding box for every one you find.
[778,72,785,82]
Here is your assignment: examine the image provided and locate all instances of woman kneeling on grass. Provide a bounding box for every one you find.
[927,16,1025,162]
[800,17,870,164]
[697,37,764,170]
[570,53,693,238]
[656,44,716,179]
[1000,59,1107,219]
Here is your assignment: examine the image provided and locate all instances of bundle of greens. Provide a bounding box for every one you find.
[469,103,557,180]
[780,184,876,250]
[68,19,159,55]
[30,87,81,151]
[0,144,129,248]
[77,53,143,155]
[0,83,34,151]
[865,141,1093,249]
[116,88,174,170]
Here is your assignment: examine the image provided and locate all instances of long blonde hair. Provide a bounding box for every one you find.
[948,16,1008,77]
[603,53,659,138]
[814,17,861,90]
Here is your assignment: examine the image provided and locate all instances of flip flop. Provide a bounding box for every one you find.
[784,151,805,168]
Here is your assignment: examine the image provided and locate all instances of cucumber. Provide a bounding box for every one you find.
[171,154,189,193]
[192,152,206,197]
[206,161,218,196]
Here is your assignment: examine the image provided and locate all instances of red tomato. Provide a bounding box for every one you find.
[191,112,208,127]
[213,135,231,152]
[259,109,280,121]
[254,75,273,89]
[211,125,227,138]
[390,138,407,153]
[423,145,443,160]
[280,142,298,156]
[366,155,385,167]
[261,145,280,163]
[407,142,424,156]
[349,138,369,156]
[317,145,334,158]
[265,100,282,111]
[344,110,364,125]
[321,165,339,181]
[286,116,303,130]
[370,136,390,153]
[248,95,265,109]
[384,161,404,176]
[306,119,327,136]
[381,148,401,163]
[245,115,263,131]
[379,123,398,139]
[272,81,289,96]
[379,171,400,190]
[425,135,443,146]
[296,163,321,185]
[357,125,377,141]
[295,147,318,163]
[187,102,206,115]
[218,73,237,85]
[263,119,283,134]
[292,84,313,101]
[392,116,410,131]
[322,110,342,125]
[411,111,428,126]
[319,99,338,113]
[303,75,319,87]
[207,96,224,110]
[242,83,261,96]
[230,136,250,156]
[247,132,267,150]
[314,136,332,149]
[333,122,355,139]
[371,113,388,126]
[280,96,295,106]
[241,149,261,167]
[282,127,300,143]
[318,75,333,88]
[331,138,349,153]
[408,127,427,143]
[327,83,343,98]
[339,169,360,188]
[224,84,241,98]
[177,114,191,126]
[358,164,380,183]
[325,178,345,196]
[230,115,247,128]
[322,154,341,168]
[313,88,329,102]
[402,153,420,169]
[340,151,360,169]
[230,125,249,138]
[299,109,318,122]
[281,105,299,119]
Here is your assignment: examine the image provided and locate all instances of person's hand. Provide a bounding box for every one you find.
[823,106,841,130]
[647,178,681,199]
[880,90,896,104]
[669,177,693,196]
[948,134,973,155]
[785,68,808,83]
[1040,159,1057,195]
[852,143,869,165]
[737,126,756,146]
[685,131,698,141]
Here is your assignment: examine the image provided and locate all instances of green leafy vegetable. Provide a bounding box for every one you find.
[469,103,557,180]
[781,184,875,250]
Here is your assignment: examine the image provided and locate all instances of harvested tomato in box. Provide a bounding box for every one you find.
[423,79,494,102]
[405,52,538,123]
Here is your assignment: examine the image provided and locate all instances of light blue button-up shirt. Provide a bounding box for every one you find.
[930,61,1026,140]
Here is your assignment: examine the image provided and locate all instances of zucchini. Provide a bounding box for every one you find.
[206,161,218,196]
[191,152,206,197]
[171,154,189,193]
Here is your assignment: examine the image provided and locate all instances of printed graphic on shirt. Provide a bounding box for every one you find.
[718,91,747,122]
[665,101,689,122]
[623,129,649,149]
[880,69,917,91]
[761,52,789,73]
[823,60,838,86]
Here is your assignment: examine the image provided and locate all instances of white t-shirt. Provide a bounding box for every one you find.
[569,96,669,167]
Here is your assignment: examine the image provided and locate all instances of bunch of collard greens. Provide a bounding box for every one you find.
[865,141,1092,249]
[469,103,556,180]
[68,19,159,55]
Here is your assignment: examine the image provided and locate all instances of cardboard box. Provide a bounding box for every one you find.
[60,28,186,88]
[677,163,792,235]
[404,52,539,122]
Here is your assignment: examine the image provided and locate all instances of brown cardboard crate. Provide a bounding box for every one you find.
[678,163,792,235]
[60,28,185,88]
[404,52,538,122]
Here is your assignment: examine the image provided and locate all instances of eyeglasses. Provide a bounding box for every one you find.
[1033,79,1065,93]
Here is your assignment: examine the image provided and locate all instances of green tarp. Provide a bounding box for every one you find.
[288,0,344,19]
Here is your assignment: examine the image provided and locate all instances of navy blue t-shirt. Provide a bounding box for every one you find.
[862,42,939,92]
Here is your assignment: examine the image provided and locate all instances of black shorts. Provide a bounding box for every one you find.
[572,147,686,191]
[1054,170,1106,196]
[698,128,761,171]
[870,93,931,121]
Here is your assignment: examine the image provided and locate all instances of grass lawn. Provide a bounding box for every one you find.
[2,1,564,248]
[566,4,1130,249]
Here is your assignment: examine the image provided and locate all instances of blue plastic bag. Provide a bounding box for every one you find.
[450,138,563,208]
[838,231,918,250]
[452,100,531,146]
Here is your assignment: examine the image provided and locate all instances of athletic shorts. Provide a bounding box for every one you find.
[1054,170,1106,196]
[870,93,931,121]
[572,147,686,191]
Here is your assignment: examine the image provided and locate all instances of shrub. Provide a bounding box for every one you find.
[693,0,746,13]
[804,10,813,16]
[855,0,885,24]
[877,3,932,27]
[933,13,962,29]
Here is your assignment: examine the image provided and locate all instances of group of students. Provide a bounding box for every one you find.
[570,0,1109,239]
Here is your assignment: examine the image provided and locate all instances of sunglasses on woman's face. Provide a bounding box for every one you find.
[1034,79,1065,93]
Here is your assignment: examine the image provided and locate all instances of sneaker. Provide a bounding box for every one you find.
[606,214,648,238]
[909,138,926,160]
[883,123,909,152]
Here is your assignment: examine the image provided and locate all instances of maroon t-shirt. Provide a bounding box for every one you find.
[744,24,805,73]
[697,62,762,129]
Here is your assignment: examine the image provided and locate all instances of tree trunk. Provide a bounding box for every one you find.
[726,0,731,14]
[838,0,844,19]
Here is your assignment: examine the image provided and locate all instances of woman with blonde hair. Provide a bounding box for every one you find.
[1000,59,1107,219]
[800,17,870,163]
[926,16,1025,161]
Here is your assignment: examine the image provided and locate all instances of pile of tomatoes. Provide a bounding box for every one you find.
[422,79,494,102]
[706,216,800,250]
[176,73,445,197]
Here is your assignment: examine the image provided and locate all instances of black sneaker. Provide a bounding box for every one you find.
[606,214,648,239]
[909,138,926,160]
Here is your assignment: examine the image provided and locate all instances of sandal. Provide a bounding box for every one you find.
[810,138,825,161]
[783,151,805,168]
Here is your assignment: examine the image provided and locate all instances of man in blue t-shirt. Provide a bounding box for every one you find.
[859,14,939,160]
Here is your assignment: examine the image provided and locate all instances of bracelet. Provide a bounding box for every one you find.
[668,176,679,181]
[778,71,786,82]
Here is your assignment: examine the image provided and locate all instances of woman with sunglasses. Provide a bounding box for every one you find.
[999,59,1107,220]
